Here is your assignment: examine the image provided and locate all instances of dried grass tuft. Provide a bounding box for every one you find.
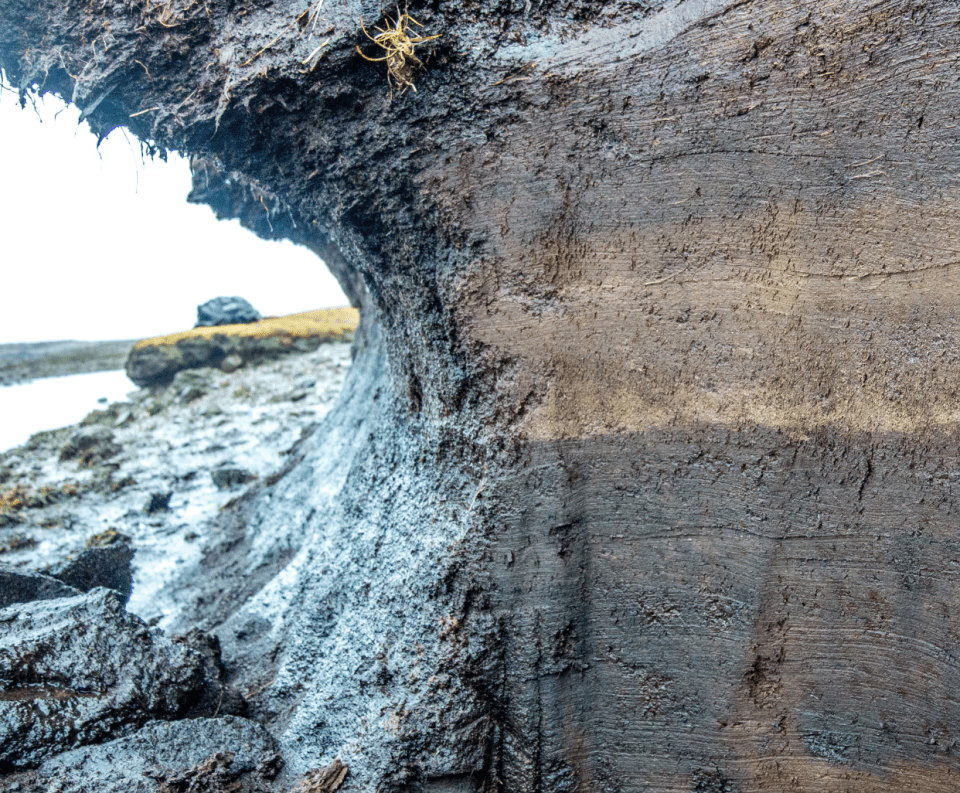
[356,9,439,94]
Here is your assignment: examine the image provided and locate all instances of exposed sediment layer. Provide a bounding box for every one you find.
[4,0,960,791]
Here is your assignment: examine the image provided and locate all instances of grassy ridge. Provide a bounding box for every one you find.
[133,307,359,348]
[127,307,361,386]
[2,309,360,388]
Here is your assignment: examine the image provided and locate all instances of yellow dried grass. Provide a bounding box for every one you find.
[133,307,359,348]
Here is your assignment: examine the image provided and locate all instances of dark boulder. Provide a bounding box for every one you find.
[211,468,257,490]
[0,589,208,770]
[0,567,80,609]
[49,540,134,604]
[145,492,173,514]
[34,717,281,793]
[196,297,261,328]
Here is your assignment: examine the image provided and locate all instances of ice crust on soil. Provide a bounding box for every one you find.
[0,343,352,631]
[0,328,487,789]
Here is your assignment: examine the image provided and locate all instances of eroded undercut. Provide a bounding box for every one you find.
[5,0,960,790]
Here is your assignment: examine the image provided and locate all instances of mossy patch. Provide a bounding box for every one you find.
[133,307,359,349]
[0,481,83,524]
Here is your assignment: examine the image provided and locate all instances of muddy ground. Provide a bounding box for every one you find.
[0,341,352,627]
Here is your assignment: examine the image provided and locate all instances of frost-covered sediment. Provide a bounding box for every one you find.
[0,343,355,790]
[0,322,491,792]
[0,342,352,631]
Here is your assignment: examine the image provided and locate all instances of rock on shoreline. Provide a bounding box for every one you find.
[125,308,358,387]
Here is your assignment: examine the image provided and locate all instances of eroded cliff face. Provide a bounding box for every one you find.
[4,0,960,791]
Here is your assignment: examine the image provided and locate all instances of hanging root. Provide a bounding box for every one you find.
[356,9,439,94]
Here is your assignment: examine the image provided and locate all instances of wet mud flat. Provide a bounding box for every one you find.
[0,341,352,619]
[0,341,354,790]
[0,340,136,386]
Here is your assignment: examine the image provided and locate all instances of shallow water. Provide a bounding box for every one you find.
[0,370,136,452]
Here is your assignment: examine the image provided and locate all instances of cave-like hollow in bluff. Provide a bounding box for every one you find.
[5,0,960,791]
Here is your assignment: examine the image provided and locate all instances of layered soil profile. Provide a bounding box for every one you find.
[3,0,960,791]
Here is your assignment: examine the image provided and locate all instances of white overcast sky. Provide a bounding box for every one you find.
[0,84,348,343]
